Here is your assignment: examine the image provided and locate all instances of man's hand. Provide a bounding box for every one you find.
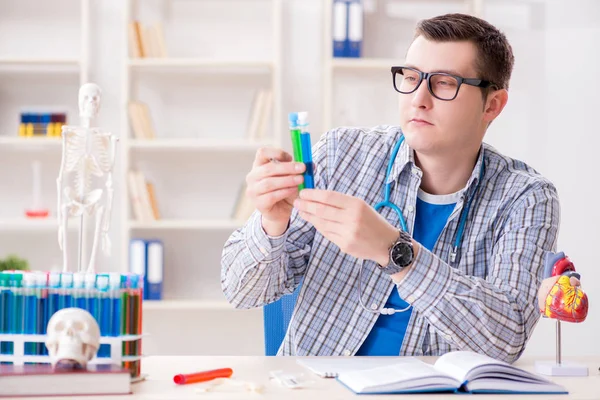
[246,147,306,236]
[293,189,399,265]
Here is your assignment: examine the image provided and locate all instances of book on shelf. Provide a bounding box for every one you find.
[231,184,256,222]
[128,101,157,140]
[245,88,273,141]
[128,20,167,58]
[332,351,568,395]
[128,169,160,222]
[0,364,131,397]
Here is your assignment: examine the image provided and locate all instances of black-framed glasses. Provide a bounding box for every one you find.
[391,66,495,101]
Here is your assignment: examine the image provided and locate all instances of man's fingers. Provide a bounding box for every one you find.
[248,161,305,183]
[253,147,293,167]
[298,189,349,209]
[297,210,343,234]
[294,199,344,223]
[254,175,304,196]
[255,187,298,209]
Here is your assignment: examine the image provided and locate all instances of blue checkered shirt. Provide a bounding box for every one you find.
[221,125,560,362]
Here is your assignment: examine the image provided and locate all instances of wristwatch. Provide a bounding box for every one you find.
[378,229,414,275]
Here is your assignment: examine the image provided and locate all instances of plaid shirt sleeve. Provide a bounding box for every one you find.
[220,131,331,309]
[396,183,560,363]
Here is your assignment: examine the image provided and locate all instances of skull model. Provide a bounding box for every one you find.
[45,308,101,368]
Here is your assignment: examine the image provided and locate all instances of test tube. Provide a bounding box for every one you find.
[46,272,61,356]
[85,273,99,323]
[109,273,122,337]
[73,272,86,310]
[23,273,37,357]
[59,272,73,309]
[129,274,142,377]
[10,272,24,359]
[35,272,48,356]
[0,273,8,361]
[97,274,111,358]
[297,112,315,189]
[120,274,130,373]
[288,112,305,191]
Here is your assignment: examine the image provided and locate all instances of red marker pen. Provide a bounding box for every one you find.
[173,368,233,385]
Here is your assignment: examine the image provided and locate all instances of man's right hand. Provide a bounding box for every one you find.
[246,147,306,236]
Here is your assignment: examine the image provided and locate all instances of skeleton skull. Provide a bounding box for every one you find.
[78,83,102,119]
[45,308,101,368]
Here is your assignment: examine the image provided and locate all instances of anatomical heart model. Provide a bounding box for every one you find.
[535,251,589,376]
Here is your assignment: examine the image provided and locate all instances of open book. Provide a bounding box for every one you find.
[336,351,567,395]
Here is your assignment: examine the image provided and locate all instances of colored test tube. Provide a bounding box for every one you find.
[109,273,122,337]
[174,368,233,385]
[73,272,86,310]
[45,272,61,356]
[10,273,24,358]
[129,274,142,377]
[288,112,305,190]
[0,273,7,361]
[136,274,143,377]
[59,272,73,310]
[97,274,111,358]
[297,112,315,189]
[34,272,48,356]
[85,273,99,322]
[121,274,130,373]
[23,273,37,356]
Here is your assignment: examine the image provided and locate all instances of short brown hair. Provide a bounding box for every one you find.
[415,13,514,91]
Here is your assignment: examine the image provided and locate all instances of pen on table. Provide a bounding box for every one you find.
[173,368,234,385]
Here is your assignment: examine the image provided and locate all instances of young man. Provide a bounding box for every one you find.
[221,13,560,362]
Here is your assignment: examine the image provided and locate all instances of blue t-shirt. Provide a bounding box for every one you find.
[356,189,459,356]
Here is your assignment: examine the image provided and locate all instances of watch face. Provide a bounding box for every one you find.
[391,242,413,267]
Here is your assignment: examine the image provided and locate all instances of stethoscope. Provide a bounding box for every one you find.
[357,135,485,315]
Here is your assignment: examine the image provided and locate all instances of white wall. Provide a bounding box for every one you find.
[2,0,598,358]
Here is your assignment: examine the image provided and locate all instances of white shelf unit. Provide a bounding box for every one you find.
[322,0,483,132]
[120,0,283,311]
[0,0,91,271]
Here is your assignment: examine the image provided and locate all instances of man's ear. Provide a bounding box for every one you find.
[483,88,509,124]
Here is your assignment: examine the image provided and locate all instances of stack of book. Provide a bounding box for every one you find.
[18,111,67,137]
[245,88,273,141]
[128,101,157,139]
[128,21,167,58]
[128,169,160,222]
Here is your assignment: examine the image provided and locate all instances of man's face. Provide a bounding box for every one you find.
[398,36,488,157]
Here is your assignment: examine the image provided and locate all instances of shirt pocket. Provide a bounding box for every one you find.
[456,249,487,278]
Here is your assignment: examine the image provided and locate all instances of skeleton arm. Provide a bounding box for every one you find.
[100,134,119,254]
[56,128,69,250]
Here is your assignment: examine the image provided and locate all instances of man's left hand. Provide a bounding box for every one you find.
[293,189,399,265]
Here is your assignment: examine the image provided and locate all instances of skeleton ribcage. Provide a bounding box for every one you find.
[62,128,113,199]
[64,130,112,175]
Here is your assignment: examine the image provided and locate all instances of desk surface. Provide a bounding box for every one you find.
[32,356,600,399]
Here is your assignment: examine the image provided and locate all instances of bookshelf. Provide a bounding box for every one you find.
[121,0,282,354]
[0,0,90,271]
[321,0,483,132]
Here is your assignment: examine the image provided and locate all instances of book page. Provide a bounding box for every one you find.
[434,351,554,386]
[337,358,459,394]
[434,351,502,383]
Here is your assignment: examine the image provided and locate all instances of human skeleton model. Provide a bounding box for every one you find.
[57,83,118,273]
[537,251,588,371]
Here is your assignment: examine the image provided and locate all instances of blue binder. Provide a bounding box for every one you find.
[347,0,363,58]
[332,0,363,58]
[332,0,348,57]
